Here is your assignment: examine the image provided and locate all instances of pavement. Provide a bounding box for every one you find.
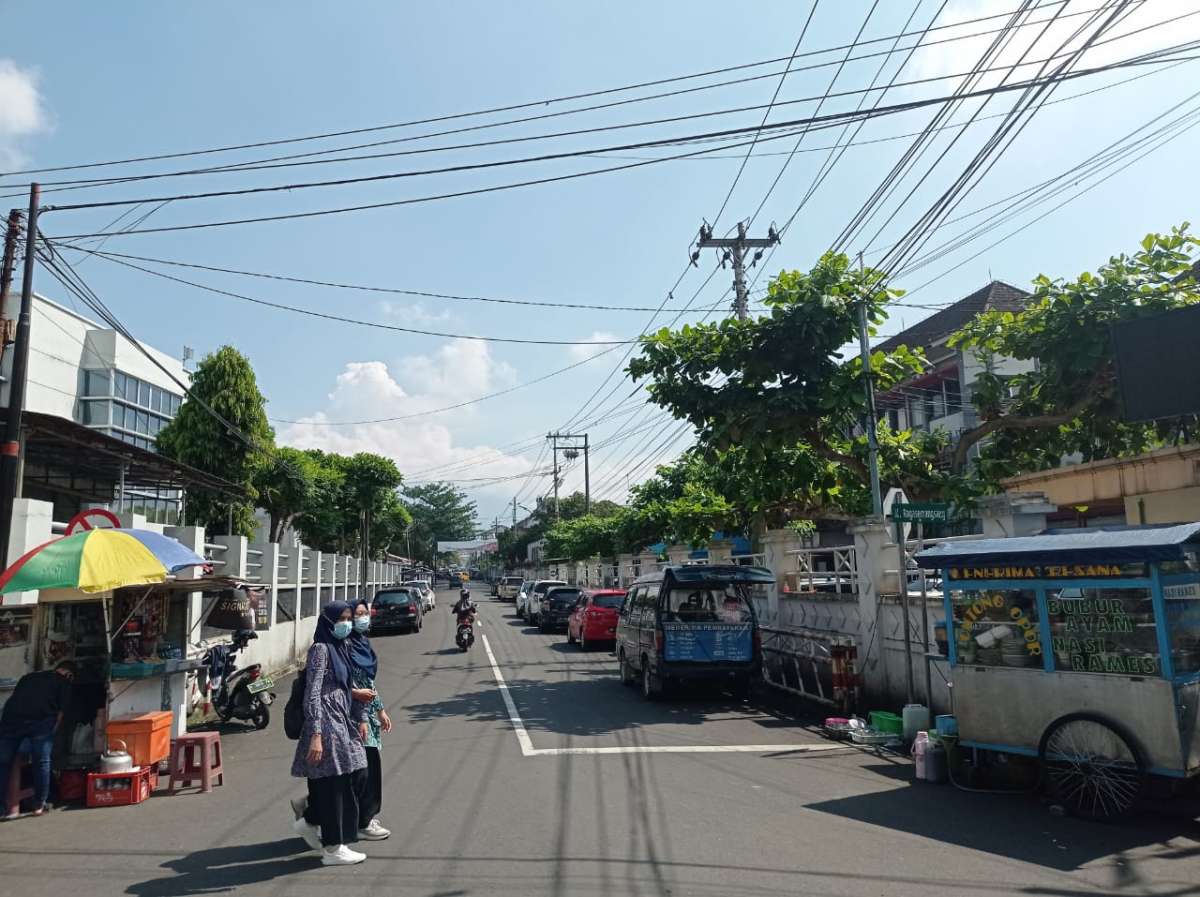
[3,583,1200,896]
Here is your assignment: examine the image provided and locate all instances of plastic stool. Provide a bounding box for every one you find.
[4,754,33,816]
[167,732,224,794]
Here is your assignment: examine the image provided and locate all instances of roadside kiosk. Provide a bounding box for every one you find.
[917,523,1200,818]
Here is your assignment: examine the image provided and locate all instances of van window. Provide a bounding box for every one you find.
[621,587,641,616]
[663,585,752,624]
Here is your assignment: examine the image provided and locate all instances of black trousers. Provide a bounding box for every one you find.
[304,768,366,847]
[359,747,382,827]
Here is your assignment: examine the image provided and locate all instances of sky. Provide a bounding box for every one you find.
[2,0,1198,529]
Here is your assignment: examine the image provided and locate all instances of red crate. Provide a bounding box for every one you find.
[86,767,153,808]
[56,769,89,802]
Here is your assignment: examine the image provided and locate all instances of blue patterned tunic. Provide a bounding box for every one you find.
[291,642,367,779]
[351,667,384,750]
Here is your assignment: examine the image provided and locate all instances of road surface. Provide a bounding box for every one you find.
[3,584,1199,896]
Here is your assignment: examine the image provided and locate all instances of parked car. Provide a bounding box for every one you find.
[515,580,535,619]
[616,565,773,700]
[524,579,567,625]
[371,587,424,633]
[402,580,436,612]
[496,576,524,602]
[538,586,584,633]
[567,589,627,650]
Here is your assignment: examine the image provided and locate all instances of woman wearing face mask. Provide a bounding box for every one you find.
[290,601,370,866]
[349,600,391,840]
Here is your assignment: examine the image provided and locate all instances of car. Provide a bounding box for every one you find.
[525,579,567,626]
[515,580,535,619]
[567,589,627,650]
[402,580,436,612]
[538,586,585,633]
[496,576,524,602]
[616,565,773,700]
[370,587,424,633]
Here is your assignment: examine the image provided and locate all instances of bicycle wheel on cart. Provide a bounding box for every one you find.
[1038,712,1146,820]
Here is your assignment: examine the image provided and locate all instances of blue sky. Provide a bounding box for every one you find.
[3,1,1198,526]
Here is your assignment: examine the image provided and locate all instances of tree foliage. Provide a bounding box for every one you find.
[157,346,273,536]
[289,450,409,557]
[403,482,478,563]
[253,446,318,543]
[951,226,1200,483]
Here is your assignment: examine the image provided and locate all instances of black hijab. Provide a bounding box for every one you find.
[348,600,379,680]
[312,600,354,690]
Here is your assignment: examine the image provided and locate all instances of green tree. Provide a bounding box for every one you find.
[253,447,318,543]
[403,482,478,563]
[157,346,273,536]
[950,226,1200,481]
[292,450,349,551]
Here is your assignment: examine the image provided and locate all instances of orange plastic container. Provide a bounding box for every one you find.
[106,711,173,767]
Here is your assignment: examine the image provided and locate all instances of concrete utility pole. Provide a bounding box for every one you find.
[856,252,883,518]
[696,221,779,320]
[0,209,21,320]
[546,432,590,517]
[0,186,39,568]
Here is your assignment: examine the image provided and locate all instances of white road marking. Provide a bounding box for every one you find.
[480,633,850,759]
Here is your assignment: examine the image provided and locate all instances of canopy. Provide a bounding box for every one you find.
[915,522,1200,568]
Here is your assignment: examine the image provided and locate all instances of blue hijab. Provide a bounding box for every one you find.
[349,600,379,680]
[312,600,354,690]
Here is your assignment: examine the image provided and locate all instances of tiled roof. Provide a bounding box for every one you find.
[875,280,1030,356]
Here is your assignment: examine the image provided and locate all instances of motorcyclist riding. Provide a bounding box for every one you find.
[452,588,477,651]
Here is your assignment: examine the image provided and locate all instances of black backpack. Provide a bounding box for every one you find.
[283,668,307,740]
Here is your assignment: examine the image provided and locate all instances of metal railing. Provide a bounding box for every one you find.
[784,546,859,596]
[760,625,859,712]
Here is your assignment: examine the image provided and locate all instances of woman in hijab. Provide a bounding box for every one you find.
[349,599,391,839]
[290,601,370,866]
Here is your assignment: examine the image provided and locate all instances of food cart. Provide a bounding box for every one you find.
[916,523,1200,819]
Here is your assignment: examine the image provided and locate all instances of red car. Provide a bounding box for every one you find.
[567,589,627,650]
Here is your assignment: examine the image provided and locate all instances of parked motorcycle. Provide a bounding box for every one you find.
[202,629,275,729]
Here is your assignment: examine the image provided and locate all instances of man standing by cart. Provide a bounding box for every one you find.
[0,660,75,819]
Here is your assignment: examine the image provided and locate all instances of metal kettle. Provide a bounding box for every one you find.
[100,739,134,774]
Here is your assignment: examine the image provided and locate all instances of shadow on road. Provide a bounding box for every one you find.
[125,839,316,896]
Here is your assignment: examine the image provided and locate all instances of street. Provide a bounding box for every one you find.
[3,587,1199,897]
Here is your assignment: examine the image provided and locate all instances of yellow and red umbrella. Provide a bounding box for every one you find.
[0,528,206,595]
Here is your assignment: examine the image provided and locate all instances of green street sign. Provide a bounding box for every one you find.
[891,502,951,523]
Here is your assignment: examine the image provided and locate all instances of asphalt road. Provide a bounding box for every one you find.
[4,583,1200,896]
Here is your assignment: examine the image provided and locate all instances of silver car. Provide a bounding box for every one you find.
[402,580,436,612]
[525,580,567,626]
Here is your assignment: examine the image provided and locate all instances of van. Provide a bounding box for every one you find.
[615,565,773,700]
[497,576,525,602]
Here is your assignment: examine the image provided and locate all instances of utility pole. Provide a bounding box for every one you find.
[512,496,517,528]
[546,432,590,515]
[696,221,779,320]
[856,252,883,518]
[0,185,39,569]
[0,209,21,320]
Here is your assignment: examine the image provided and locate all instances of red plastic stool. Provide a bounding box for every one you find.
[167,732,224,794]
[4,753,33,816]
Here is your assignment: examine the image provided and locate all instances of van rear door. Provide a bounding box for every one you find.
[659,582,757,663]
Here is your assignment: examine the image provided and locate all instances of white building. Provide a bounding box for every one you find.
[0,293,196,524]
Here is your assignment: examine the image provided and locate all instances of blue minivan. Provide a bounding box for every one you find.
[615,565,774,700]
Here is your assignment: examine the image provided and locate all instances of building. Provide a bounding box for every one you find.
[873,281,1032,451]
[0,293,227,526]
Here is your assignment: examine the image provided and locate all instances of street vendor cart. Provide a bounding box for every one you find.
[917,523,1200,819]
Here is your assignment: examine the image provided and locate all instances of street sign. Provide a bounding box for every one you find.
[890,502,951,523]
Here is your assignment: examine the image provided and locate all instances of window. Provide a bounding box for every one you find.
[886,408,900,431]
[944,378,962,410]
[951,589,1042,668]
[137,410,150,434]
[1165,582,1200,676]
[170,394,182,415]
[81,401,109,426]
[84,370,111,397]
[1046,588,1158,676]
[593,594,625,609]
[114,372,128,400]
[124,374,139,402]
[664,585,752,623]
[151,387,164,413]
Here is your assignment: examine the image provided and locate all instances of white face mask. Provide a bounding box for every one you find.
[353,615,371,633]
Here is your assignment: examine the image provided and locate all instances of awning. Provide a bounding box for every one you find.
[7,410,242,500]
[916,523,1200,567]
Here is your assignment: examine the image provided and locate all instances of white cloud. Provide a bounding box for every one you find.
[569,330,619,362]
[0,60,48,168]
[279,341,531,499]
[377,299,458,327]
[911,2,1200,88]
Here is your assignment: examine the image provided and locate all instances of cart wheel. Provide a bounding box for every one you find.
[1039,712,1146,820]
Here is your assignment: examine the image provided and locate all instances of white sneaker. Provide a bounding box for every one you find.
[291,817,322,852]
[322,844,366,866]
[290,796,307,820]
[358,819,390,840]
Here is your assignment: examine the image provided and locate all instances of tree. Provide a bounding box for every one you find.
[292,450,349,552]
[950,226,1200,482]
[157,346,273,536]
[288,451,408,556]
[544,513,622,561]
[253,447,318,543]
[403,482,478,563]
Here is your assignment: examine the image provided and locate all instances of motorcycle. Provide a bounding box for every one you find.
[454,605,477,652]
[201,629,275,729]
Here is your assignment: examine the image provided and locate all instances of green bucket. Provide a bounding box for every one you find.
[869,711,903,735]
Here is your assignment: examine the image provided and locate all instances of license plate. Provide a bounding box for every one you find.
[248,677,274,694]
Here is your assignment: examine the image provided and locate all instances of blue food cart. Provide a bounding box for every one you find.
[916,523,1200,818]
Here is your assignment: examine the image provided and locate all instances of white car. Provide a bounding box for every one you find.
[515,581,535,619]
[402,580,436,612]
[525,580,567,626]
